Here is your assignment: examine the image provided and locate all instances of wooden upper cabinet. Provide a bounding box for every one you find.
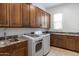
[30,4,36,28]
[30,4,50,28]
[0,4,9,27]
[45,13,50,29]
[41,10,45,28]
[22,4,30,27]
[9,4,22,27]
[44,12,48,28]
[0,3,50,28]
[35,7,41,28]
[41,11,50,29]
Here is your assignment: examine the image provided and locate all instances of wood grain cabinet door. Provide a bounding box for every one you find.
[0,46,11,56]
[50,34,53,46]
[57,35,63,48]
[50,34,59,46]
[75,37,79,52]
[46,13,50,28]
[10,41,28,56]
[0,4,9,27]
[64,36,75,50]
[40,10,45,28]
[50,34,57,46]
[40,10,50,29]
[12,47,27,56]
[22,4,30,27]
[9,3,22,27]
[35,7,41,28]
[30,4,36,28]
[44,12,48,28]
[44,12,50,29]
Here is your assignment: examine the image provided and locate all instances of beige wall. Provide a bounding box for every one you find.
[47,3,79,32]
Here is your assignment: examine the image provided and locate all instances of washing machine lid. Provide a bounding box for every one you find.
[22,34,43,40]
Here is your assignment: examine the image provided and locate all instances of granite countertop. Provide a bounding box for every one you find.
[36,31,79,36]
[50,32,79,36]
[0,37,27,48]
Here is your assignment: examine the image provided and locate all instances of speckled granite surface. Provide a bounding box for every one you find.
[48,31,79,36]
[0,37,27,48]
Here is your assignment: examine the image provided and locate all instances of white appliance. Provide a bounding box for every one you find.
[42,34,50,55]
[22,34,44,56]
[22,33,50,56]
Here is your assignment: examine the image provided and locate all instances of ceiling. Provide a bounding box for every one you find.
[34,3,62,9]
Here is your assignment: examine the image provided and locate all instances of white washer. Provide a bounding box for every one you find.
[42,34,50,55]
[22,35,44,56]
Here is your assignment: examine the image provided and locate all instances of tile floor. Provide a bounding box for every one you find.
[47,46,79,56]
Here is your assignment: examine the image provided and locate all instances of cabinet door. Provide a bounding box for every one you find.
[22,4,30,27]
[57,35,65,48]
[75,37,79,52]
[44,12,47,28]
[30,4,36,28]
[0,46,11,56]
[50,34,59,46]
[35,7,41,27]
[9,4,22,27]
[0,4,9,27]
[12,47,27,56]
[41,10,45,28]
[65,36,75,50]
[44,13,49,28]
[41,10,50,28]
[50,34,56,46]
[45,13,50,29]
[50,35,53,46]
